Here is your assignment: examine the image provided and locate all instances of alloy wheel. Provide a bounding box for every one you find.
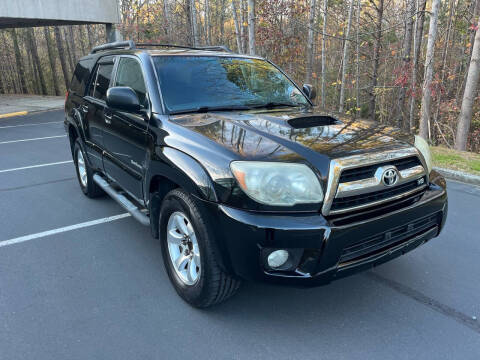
[166,211,201,286]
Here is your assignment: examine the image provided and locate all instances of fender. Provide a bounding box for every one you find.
[146,146,218,203]
[146,147,234,275]
[145,146,218,237]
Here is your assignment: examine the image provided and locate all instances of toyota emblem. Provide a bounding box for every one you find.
[382,168,398,186]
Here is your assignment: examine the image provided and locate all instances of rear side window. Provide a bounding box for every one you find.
[70,59,94,95]
[114,57,147,107]
[89,63,114,101]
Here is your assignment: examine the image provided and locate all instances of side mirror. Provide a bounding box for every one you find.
[106,86,141,112]
[303,84,317,101]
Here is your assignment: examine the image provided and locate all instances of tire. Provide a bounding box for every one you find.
[159,189,241,308]
[73,139,104,198]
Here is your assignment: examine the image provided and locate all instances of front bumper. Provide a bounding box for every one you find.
[200,174,448,286]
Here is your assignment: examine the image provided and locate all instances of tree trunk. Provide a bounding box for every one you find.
[306,0,316,84]
[163,0,171,38]
[26,28,48,95]
[219,0,226,43]
[419,0,440,140]
[355,0,361,111]
[396,0,415,129]
[190,0,200,46]
[455,17,480,151]
[68,26,78,64]
[321,0,328,108]
[339,0,354,113]
[240,0,247,53]
[44,27,61,96]
[11,29,27,94]
[78,26,88,56]
[408,0,427,131]
[63,27,75,74]
[205,0,211,45]
[86,24,95,50]
[369,0,384,121]
[232,0,243,53]
[432,0,457,138]
[247,0,256,55]
[54,26,70,89]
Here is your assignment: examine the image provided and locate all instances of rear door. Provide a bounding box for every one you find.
[83,56,116,170]
[102,56,149,202]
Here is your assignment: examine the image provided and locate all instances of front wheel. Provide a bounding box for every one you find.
[159,189,241,308]
[73,139,104,198]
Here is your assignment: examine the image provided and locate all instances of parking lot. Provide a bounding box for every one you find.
[1,109,479,359]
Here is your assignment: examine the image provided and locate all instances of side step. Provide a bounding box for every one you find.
[93,174,150,226]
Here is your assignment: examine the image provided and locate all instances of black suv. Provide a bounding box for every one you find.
[65,41,448,307]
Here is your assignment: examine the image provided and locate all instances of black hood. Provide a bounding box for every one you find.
[170,107,415,161]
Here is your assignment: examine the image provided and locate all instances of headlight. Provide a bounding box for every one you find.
[414,135,433,173]
[230,161,323,206]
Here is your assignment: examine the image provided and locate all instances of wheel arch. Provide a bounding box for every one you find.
[146,147,218,239]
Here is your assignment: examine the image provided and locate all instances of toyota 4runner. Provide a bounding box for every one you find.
[65,41,448,308]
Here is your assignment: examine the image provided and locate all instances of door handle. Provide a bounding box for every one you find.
[80,105,88,113]
[104,113,112,124]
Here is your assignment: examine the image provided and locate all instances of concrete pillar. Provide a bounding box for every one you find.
[105,23,123,43]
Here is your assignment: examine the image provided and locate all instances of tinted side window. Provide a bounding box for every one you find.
[70,59,94,95]
[90,63,114,101]
[114,58,147,107]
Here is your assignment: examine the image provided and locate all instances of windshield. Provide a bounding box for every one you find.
[152,56,310,113]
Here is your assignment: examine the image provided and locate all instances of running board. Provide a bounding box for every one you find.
[93,174,150,226]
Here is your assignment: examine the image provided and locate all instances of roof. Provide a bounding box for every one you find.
[87,41,264,60]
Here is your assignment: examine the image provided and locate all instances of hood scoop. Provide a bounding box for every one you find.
[288,115,341,129]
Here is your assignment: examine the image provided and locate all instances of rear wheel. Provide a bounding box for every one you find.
[159,189,241,308]
[73,139,104,198]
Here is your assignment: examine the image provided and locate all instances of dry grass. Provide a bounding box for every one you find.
[431,146,480,176]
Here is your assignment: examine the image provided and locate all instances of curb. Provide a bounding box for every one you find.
[0,107,63,119]
[434,167,480,187]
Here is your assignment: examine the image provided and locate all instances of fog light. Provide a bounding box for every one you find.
[267,250,289,269]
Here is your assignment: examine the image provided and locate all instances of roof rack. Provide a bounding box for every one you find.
[90,40,135,54]
[136,43,233,53]
[90,41,233,54]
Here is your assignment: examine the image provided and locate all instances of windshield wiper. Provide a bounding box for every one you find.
[247,102,305,109]
[170,105,252,115]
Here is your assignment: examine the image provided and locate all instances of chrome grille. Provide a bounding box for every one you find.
[339,157,422,183]
[331,177,426,212]
[322,147,428,216]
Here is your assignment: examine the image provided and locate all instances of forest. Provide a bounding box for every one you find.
[0,0,479,152]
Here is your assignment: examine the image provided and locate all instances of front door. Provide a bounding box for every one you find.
[103,56,149,202]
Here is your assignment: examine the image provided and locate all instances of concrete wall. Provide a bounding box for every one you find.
[0,0,120,28]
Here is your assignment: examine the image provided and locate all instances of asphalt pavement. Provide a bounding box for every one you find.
[0,110,479,360]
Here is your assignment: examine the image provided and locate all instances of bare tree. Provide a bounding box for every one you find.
[54,26,70,89]
[86,25,95,50]
[419,0,441,140]
[396,0,415,128]
[163,0,171,39]
[306,0,316,84]
[205,0,211,45]
[232,0,243,53]
[247,0,256,55]
[190,0,200,46]
[355,0,361,111]
[408,0,427,131]
[369,0,384,121]
[26,28,47,95]
[321,0,328,107]
[339,0,354,113]
[240,0,247,53]
[455,17,480,150]
[43,27,61,96]
[10,29,27,94]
